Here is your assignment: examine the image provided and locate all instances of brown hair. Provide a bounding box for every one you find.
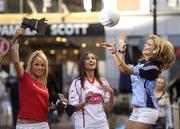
[78,52,102,88]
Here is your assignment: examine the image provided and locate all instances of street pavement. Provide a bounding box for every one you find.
[50,114,74,129]
[0,114,74,129]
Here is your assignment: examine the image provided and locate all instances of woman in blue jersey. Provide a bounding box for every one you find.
[101,33,175,129]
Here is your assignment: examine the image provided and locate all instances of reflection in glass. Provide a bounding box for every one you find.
[2,0,103,14]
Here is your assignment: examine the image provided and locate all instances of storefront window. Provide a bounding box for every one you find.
[0,0,5,13]
[0,0,103,14]
[168,35,180,80]
[149,0,180,12]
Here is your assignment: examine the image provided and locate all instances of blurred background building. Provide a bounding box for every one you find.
[0,0,180,129]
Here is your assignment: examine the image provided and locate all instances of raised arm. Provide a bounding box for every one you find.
[101,33,133,75]
[11,28,25,78]
[118,33,126,63]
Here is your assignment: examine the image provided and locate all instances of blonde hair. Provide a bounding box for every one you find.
[26,50,48,86]
[157,75,166,87]
[146,34,175,70]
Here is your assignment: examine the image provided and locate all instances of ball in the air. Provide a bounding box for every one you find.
[99,8,120,27]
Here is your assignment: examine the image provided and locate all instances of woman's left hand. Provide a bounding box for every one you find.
[100,85,114,94]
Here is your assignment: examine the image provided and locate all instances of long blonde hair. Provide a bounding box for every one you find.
[146,34,175,70]
[26,50,48,86]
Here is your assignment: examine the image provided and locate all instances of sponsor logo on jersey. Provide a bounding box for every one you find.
[88,93,103,104]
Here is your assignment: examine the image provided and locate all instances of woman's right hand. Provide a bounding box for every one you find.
[85,91,93,104]
[101,42,116,54]
[12,28,25,43]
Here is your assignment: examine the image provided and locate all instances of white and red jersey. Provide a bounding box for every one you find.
[68,77,110,128]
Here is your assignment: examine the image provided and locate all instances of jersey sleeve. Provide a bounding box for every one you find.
[68,79,80,105]
[133,62,159,80]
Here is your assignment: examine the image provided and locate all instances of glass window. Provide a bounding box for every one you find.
[150,0,180,12]
[0,0,103,14]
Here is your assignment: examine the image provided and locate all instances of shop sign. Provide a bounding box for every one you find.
[0,23,104,37]
[50,23,89,36]
[0,24,37,36]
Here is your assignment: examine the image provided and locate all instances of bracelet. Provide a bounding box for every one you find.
[82,102,86,107]
[11,43,19,50]
[111,51,117,54]
[111,43,117,54]
[118,50,125,53]
[118,62,124,67]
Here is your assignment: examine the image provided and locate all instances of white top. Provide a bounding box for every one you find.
[157,91,173,129]
[68,77,110,128]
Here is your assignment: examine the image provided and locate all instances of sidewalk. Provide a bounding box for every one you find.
[50,114,129,129]
[0,114,129,129]
[50,114,74,129]
[0,114,73,129]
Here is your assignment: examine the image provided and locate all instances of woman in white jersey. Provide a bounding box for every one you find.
[101,33,175,129]
[69,52,114,129]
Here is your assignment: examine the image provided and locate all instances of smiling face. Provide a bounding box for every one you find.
[142,39,157,60]
[84,53,97,71]
[31,56,46,79]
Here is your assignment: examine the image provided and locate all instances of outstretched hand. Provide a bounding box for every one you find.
[101,42,116,54]
[12,28,25,43]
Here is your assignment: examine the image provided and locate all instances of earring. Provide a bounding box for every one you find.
[153,50,156,54]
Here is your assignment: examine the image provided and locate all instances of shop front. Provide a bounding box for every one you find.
[0,22,105,93]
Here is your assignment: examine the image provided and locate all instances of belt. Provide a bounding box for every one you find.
[133,105,142,108]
